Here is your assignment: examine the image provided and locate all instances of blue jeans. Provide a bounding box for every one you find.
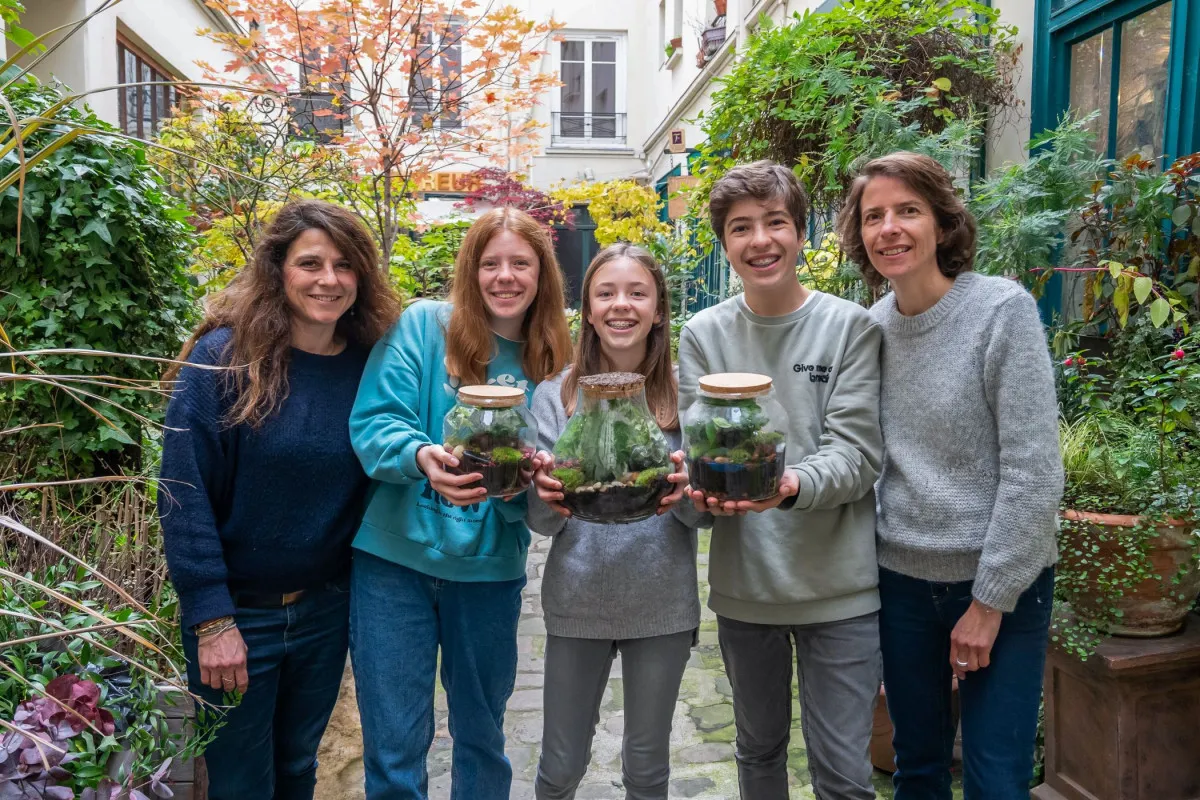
[183,584,350,800]
[878,566,1054,800]
[350,551,525,800]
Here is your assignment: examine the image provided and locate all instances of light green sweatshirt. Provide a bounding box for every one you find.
[678,292,883,625]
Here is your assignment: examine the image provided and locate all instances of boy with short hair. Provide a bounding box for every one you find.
[679,160,883,799]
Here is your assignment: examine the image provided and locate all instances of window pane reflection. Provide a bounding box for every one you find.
[1069,28,1112,155]
[1116,2,1172,160]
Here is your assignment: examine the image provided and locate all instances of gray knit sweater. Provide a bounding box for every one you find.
[526,370,702,640]
[870,271,1062,612]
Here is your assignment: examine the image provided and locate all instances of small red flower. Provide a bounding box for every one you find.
[1063,357,1074,367]
[1077,358,1086,367]
[1172,348,1186,360]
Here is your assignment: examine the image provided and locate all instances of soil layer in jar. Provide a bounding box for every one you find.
[560,475,673,524]
[687,451,785,502]
[446,446,533,498]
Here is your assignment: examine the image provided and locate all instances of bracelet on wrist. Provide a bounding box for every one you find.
[198,620,236,641]
[194,615,235,637]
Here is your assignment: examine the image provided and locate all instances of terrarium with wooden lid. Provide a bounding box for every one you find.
[550,372,674,523]
[442,385,536,498]
[682,372,788,502]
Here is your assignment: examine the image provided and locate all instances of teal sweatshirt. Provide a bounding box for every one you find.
[349,300,532,582]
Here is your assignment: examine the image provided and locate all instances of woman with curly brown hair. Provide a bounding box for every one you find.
[159,199,401,800]
[836,152,1062,799]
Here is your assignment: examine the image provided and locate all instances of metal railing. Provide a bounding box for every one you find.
[551,112,627,145]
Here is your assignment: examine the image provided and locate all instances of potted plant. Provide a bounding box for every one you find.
[1054,331,1200,655]
[443,385,537,498]
[682,373,788,502]
[550,372,674,523]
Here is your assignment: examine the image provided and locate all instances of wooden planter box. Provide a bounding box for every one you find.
[1032,613,1200,800]
[154,687,208,800]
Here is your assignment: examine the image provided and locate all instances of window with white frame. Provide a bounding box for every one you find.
[554,34,625,146]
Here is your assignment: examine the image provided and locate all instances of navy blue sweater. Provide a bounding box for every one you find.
[159,328,370,630]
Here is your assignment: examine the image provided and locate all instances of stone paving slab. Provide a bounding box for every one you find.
[315,531,963,799]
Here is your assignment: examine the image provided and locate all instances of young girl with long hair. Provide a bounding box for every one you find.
[159,199,401,800]
[348,207,572,799]
[528,243,700,800]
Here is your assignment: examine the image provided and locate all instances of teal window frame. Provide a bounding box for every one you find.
[1031,0,1200,319]
[1032,0,1200,162]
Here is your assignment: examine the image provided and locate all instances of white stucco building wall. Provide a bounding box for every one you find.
[519,0,649,189]
[519,0,1040,191]
[987,0,1038,172]
[7,0,241,129]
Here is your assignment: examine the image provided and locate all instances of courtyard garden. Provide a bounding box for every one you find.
[1,0,1197,797]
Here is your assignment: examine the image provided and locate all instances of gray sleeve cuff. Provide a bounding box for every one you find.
[971,567,1026,613]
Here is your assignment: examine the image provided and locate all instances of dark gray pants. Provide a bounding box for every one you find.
[535,630,694,800]
[717,612,881,800]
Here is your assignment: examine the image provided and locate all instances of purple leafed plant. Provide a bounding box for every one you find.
[0,675,115,799]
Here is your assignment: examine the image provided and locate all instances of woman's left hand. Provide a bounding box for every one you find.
[950,599,1002,680]
[657,451,688,514]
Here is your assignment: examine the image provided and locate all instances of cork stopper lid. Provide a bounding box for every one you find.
[457,385,525,408]
[579,371,645,399]
[698,372,773,398]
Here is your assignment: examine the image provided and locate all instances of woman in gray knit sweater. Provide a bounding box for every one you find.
[527,244,701,800]
[836,153,1063,799]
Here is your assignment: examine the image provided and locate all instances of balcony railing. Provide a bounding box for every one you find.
[551,112,627,146]
[698,22,727,65]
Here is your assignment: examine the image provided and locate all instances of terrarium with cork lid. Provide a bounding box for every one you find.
[682,372,788,502]
[442,385,536,498]
[550,372,674,523]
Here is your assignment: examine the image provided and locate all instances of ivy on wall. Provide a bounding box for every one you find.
[1,78,197,477]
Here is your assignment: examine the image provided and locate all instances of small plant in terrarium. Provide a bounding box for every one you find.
[683,373,788,501]
[443,385,536,498]
[551,372,674,523]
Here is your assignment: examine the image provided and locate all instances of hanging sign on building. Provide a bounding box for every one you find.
[668,128,687,154]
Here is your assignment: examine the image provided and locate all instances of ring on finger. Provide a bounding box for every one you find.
[955,659,969,667]
[221,676,235,685]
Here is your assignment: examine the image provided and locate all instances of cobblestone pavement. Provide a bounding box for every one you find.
[315,530,964,799]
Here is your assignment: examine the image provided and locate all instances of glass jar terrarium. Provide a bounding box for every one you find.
[550,372,674,523]
[683,373,788,502]
[442,385,536,498]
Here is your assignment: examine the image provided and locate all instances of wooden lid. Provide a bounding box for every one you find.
[456,385,525,407]
[579,371,645,399]
[698,372,773,397]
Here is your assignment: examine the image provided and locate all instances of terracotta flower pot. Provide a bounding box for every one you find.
[714,0,728,16]
[1060,509,1200,637]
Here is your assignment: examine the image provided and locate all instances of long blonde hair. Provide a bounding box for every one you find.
[561,244,678,430]
[445,208,572,385]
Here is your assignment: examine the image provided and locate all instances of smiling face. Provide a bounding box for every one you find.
[282,227,358,332]
[585,257,662,365]
[478,229,541,336]
[859,175,944,285]
[722,197,805,298]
